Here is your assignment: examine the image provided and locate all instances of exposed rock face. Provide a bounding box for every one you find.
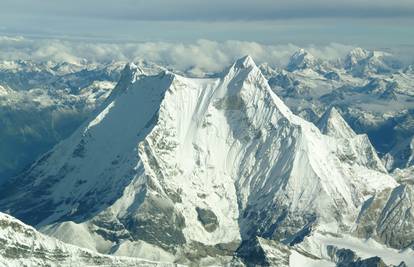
[384,137,414,171]
[356,184,414,250]
[0,212,178,267]
[327,245,406,267]
[236,237,291,267]
[196,207,219,232]
[327,245,359,266]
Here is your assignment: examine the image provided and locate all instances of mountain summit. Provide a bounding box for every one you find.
[0,56,399,265]
[344,47,395,76]
[317,106,356,139]
[287,49,318,71]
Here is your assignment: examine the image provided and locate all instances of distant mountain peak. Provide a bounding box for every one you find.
[287,49,317,71]
[234,55,256,69]
[344,48,394,76]
[317,106,356,139]
[347,47,370,59]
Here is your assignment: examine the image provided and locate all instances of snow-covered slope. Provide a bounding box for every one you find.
[317,107,356,139]
[298,232,412,267]
[317,107,387,173]
[0,61,123,184]
[0,60,168,184]
[263,48,414,175]
[344,48,396,77]
[0,212,179,267]
[0,56,400,265]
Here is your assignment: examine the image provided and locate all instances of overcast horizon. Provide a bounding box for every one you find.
[1,0,414,48]
[1,0,414,70]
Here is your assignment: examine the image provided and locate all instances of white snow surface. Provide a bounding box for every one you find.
[317,107,356,139]
[289,251,334,267]
[300,232,414,267]
[0,212,180,267]
[0,56,398,263]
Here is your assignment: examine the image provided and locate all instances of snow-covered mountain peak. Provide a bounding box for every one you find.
[234,55,256,69]
[0,56,398,264]
[345,48,370,65]
[344,47,390,68]
[122,62,145,82]
[317,107,356,139]
[359,77,399,99]
[103,62,149,101]
[287,49,317,71]
[317,106,388,173]
[258,62,279,77]
[344,47,394,76]
[222,55,263,83]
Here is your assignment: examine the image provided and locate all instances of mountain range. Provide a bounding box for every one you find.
[0,54,413,266]
[0,49,414,267]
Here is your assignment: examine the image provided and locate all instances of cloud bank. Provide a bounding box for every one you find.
[1,36,414,75]
[0,37,360,73]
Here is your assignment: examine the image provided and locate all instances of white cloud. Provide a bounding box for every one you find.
[0,36,410,73]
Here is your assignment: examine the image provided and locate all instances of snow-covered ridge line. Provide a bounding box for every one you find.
[0,212,181,267]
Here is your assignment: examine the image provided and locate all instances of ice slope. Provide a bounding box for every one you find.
[317,107,387,173]
[0,56,397,264]
[0,212,179,267]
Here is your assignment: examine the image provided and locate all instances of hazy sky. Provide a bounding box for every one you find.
[0,0,413,48]
[1,0,414,20]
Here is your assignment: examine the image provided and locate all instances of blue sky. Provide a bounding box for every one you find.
[0,0,413,47]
